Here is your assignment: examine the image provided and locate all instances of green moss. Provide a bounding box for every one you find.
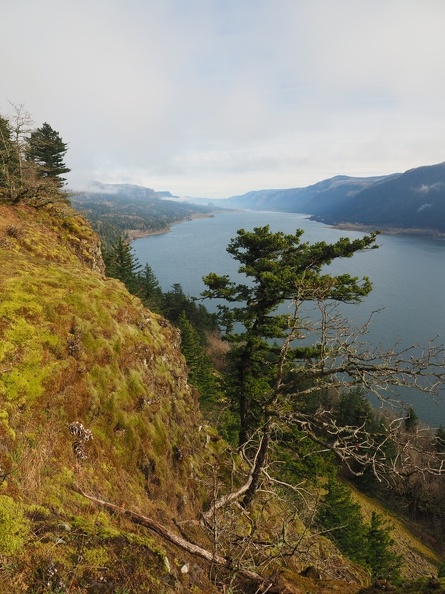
[83,546,110,567]
[0,495,30,556]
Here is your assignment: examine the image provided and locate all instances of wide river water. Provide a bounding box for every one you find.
[133,210,445,427]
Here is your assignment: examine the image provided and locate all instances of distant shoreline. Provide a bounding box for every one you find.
[129,210,445,242]
[127,212,215,242]
[329,221,445,240]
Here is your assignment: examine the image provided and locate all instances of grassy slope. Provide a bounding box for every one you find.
[0,201,223,593]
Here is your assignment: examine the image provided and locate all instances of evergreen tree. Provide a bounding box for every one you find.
[202,225,377,449]
[162,283,218,339]
[104,236,141,295]
[178,311,215,393]
[404,406,419,433]
[138,263,163,312]
[0,115,18,196]
[364,512,402,582]
[26,122,70,187]
[201,224,445,509]
[316,477,368,563]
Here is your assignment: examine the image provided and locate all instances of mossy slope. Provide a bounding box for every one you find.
[0,201,218,592]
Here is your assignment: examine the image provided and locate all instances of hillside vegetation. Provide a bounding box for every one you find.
[0,196,443,593]
[220,162,445,235]
[71,182,215,247]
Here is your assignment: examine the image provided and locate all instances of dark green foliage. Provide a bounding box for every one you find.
[275,425,336,484]
[317,477,368,563]
[202,224,378,446]
[365,511,402,582]
[137,263,163,312]
[177,311,220,403]
[103,236,142,295]
[317,478,402,581]
[162,284,219,340]
[0,115,19,195]
[26,122,70,187]
[404,406,419,433]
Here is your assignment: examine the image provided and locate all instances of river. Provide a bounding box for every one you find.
[132,210,445,427]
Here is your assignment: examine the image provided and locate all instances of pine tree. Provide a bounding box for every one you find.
[404,406,419,433]
[364,512,402,582]
[26,122,70,187]
[316,477,368,563]
[177,310,219,400]
[0,116,18,195]
[138,263,163,311]
[104,237,141,294]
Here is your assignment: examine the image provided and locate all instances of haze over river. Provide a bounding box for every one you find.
[133,210,445,428]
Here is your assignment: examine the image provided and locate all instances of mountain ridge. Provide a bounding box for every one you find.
[216,162,445,235]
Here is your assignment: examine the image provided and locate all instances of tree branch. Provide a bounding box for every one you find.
[72,484,269,586]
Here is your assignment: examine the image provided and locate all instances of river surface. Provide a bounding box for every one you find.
[132,210,445,427]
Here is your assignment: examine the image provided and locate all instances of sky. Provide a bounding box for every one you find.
[2,0,445,198]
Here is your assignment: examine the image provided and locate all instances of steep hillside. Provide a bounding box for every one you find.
[0,199,223,593]
[0,197,442,593]
[319,162,445,233]
[71,182,214,246]
[221,175,392,215]
[219,162,445,235]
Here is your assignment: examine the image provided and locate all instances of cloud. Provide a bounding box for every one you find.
[2,0,445,197]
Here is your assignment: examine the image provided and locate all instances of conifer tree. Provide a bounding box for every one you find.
[202,225,445,508]
[177,310,220,404]
[0,116,18,196]
[26,122,70,187]
[364,512,402,582]
[138,263,163,311]
[316,477,367,563]
[104,237,141,295]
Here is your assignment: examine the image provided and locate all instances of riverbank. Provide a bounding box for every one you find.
[127,212,216,242]
[322,220,445,240]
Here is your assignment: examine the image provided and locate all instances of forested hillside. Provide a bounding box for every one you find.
[219,162,445,235]
[71,182,215,247]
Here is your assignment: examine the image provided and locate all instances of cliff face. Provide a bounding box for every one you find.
[0,199,221,593]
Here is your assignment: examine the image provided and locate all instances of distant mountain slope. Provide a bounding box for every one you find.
[319,162,445,232]
[219,162,445,234]
[71,182,214,245]
[220,175,392,215]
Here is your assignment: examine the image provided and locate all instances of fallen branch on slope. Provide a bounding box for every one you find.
[72,484,268,586]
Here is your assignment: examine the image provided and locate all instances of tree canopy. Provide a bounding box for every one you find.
[201,225,445,507]
[26,122,70,187]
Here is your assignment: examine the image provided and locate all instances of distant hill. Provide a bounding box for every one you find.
[320,163,445,232]
[218,162,445,235]
[71,182,214,246]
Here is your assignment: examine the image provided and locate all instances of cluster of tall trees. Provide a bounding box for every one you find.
[0,104,69,202]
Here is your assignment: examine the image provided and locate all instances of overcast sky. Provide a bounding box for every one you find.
[2,0,445,198]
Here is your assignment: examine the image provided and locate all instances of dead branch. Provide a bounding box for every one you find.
[72,484,269,586]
